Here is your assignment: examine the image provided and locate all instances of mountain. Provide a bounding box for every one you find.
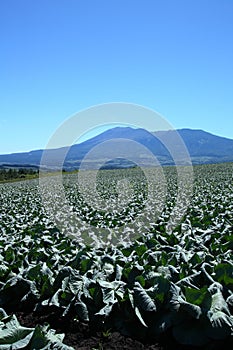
[153,129,233,165]
[0,128,233,170]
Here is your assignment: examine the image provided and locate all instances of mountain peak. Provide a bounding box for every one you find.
[0,127,233,169]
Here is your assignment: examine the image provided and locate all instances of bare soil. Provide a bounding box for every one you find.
[15,311,232,350]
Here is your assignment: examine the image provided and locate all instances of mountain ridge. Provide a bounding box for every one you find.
[0,128,233,169]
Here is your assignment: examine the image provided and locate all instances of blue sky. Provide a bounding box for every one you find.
[0,0,232,153]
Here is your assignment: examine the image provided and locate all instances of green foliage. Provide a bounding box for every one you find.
[0,168,38,182]
[0,163,233,347]
[0,312,73,349]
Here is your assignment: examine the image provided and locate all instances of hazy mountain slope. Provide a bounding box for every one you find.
[0,128,233,169]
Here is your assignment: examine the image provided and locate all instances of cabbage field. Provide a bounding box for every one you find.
[0,163,233,349]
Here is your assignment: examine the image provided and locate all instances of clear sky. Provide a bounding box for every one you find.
[0,0,232,154]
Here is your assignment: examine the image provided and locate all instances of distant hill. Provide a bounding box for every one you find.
[0,128,233,170]
[153,129,233,165]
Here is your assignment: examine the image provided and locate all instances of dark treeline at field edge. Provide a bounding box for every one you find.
[0,168,39,181]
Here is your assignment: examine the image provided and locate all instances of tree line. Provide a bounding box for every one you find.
[0,168,39,181]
